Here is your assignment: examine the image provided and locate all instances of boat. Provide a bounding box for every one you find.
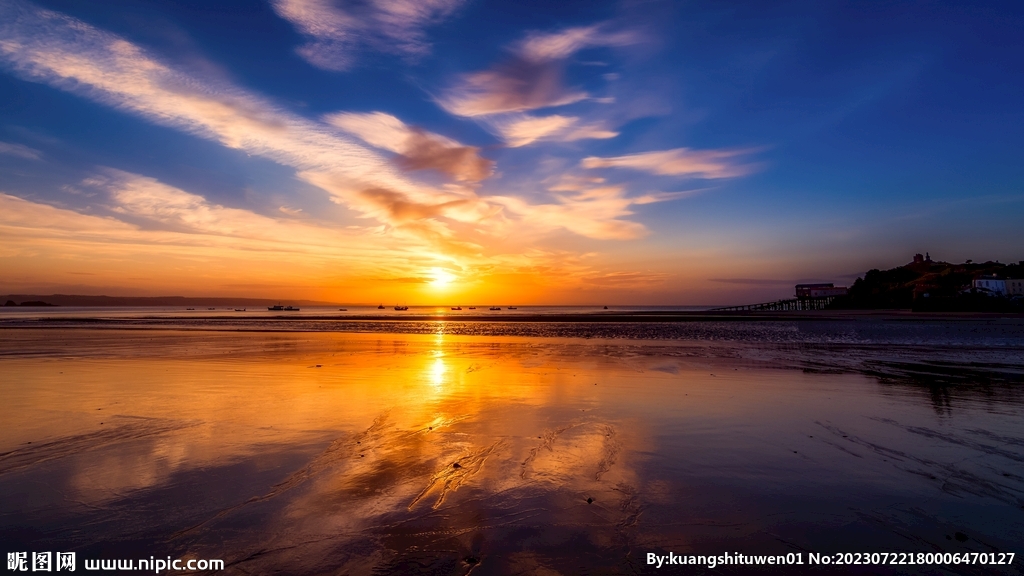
[377,304,385,309]
[468,307,476,310]
[234,308,246,311]
[338,308,347,311]
[507,306,517,309]
[267,305,300,311]
[489,306,501,311]
[394,305,408,311]
[186,308,194,310]
[451,306,462,310]
[604,306,608,309]
[207,307,215,310]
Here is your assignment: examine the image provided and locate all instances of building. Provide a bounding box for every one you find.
[795,283,849,298]
[973,275,1006,295]
[908,253,935,272]
[912,252,933,264]
[1006,278,1024,297]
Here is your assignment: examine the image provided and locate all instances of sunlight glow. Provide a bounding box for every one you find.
[429,267,457,288]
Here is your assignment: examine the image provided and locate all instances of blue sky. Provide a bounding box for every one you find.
[1,0,1022,304]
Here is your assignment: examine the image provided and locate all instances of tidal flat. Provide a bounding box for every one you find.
[1,322,1023,575]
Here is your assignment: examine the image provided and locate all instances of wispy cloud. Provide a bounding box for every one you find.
[708,278,793,286]
[493,178,691,241]
[582,147,755,178]
[325,111,493,182]
[439,62,588,118]
[0,179,700,300]
[631,189,707,204]
[0,176,426,296]
[92,169,388,254]
[439,23,639,118]
[0,1,501,252]
[494,194,646,240]
[515,25,638,62]
[491,114,617,147]
[271,0,465,71]
[0,0,706,295]
[579,270,670,287]
[0,2,391,178]
[0,141,42,160]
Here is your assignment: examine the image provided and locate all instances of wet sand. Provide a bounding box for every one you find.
[1,328,1022,574]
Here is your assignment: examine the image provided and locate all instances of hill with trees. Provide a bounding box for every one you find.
[831,256,1023,312]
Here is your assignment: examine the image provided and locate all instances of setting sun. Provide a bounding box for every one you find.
[429,268,457,288]
[2,1,1023,573]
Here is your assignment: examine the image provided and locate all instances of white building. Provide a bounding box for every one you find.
[973,276,1006,295]
[1006,278,1024,297]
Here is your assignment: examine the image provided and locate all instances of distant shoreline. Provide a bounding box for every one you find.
[2,309,1023,326]
[0,295,344,307]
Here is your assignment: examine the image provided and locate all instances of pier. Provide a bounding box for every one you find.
[710,283,848,312]
[709,296,841,312]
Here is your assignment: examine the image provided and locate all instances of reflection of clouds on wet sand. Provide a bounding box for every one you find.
[186,397,647,574]
[1,329,1023,574]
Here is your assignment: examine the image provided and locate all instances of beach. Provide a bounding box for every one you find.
[1,317,1023,574]
[5,0,1023,572]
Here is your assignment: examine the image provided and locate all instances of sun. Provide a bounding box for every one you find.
[429,267,457,288]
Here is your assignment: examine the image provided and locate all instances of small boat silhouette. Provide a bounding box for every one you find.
[394,305,408,311]
[377,304,385,309]
[489,306,501,311]
[508,306,517,309]
[451,306,462,310]
[468,307,476,309]
[338,308,347,311]
[268,305,299,311]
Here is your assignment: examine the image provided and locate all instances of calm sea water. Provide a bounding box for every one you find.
[0,327,1019,573]
[1,319,1022,574]
[0,305,710,320]
[3,306,1024,347]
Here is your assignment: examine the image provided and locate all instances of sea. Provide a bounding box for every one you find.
[1,310,1022,574]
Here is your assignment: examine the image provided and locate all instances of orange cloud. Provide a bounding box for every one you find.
[492,114,617,147]
[326,112,493,182]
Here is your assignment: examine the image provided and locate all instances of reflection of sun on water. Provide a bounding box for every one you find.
[429,358,447,389]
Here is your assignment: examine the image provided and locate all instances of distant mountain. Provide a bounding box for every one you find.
[0,295,342,307]
[831,257,1023,312]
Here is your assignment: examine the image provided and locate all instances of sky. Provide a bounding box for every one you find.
[1,0,1022,305]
